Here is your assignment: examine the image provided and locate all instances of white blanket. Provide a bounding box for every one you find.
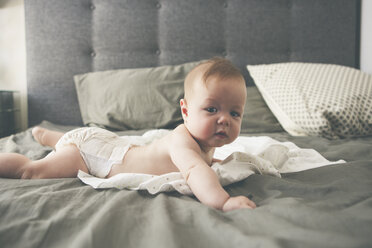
[78,130,345,195]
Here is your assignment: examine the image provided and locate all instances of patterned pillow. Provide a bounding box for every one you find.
[247,62,372,139]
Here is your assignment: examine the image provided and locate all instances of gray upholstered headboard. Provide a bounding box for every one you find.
[24,0,360,127]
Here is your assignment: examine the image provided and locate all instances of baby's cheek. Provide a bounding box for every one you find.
[201,120,215,137]
[189,119,211,140]
[231,123,241,139]
[200,125,213,138]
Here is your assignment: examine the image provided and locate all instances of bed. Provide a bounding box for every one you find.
[1,0,371,247]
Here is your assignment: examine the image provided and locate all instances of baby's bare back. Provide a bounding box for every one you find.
[106,133,180,177]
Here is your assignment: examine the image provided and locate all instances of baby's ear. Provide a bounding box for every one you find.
[180,99,188,118]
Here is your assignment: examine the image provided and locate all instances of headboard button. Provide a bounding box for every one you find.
[90,51,96,57]
[156,50,161,55]
[90,4,95,10]
[156,2,161,9]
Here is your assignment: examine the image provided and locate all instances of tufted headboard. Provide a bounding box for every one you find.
[24,0,361,127]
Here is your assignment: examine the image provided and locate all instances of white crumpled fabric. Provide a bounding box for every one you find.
[78,130,345,195]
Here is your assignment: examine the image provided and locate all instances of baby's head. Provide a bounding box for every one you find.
[180,57,247,151]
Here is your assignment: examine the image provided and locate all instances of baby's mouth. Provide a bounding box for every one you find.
[215,131,228,138]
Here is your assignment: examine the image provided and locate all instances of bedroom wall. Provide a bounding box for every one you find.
[360,0,372,74]
[0,0,371,130]
[0,0,27,131]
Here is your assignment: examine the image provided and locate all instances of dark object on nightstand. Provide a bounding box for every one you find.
[0,91,20,138]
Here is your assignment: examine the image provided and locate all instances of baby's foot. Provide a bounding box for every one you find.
[32,126,46,145]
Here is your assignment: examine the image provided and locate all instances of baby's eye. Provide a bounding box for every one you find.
[206,107,217,113]
[230,111,241,117]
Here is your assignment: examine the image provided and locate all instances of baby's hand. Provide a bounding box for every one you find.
[222,196,256,212]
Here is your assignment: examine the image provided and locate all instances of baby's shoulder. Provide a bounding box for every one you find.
[171,124,192,141]
[166,125,200,151]
[172,124,188,135]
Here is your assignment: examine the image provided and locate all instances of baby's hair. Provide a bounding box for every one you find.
[184,57,244,101]
[201,57,243,83]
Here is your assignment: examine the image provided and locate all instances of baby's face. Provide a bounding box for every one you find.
[182,75,246,151]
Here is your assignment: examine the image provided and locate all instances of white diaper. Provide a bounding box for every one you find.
[55,127,132,178]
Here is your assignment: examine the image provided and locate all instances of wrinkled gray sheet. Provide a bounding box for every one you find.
[0,122,371,248]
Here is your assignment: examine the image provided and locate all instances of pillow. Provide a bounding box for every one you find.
[247,62,372,139]
[74,61,202,131]
[241,86,283,133]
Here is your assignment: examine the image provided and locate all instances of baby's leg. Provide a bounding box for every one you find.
[0,145,88,179]
[32,126,64,148]
[0,153,31,178]
[21,145,89,179]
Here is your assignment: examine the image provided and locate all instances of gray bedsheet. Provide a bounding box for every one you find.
[1,122,371,248]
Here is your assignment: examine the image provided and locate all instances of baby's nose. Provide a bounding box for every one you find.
[217,114,229,126]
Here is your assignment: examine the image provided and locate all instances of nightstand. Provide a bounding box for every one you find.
[0,90,21,138]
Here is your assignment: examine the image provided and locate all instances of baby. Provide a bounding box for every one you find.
[0,57,256,212]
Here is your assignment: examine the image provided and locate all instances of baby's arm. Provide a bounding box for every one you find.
[222,196,256,212]
[169,127,256,211]
[171,146,229,209]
